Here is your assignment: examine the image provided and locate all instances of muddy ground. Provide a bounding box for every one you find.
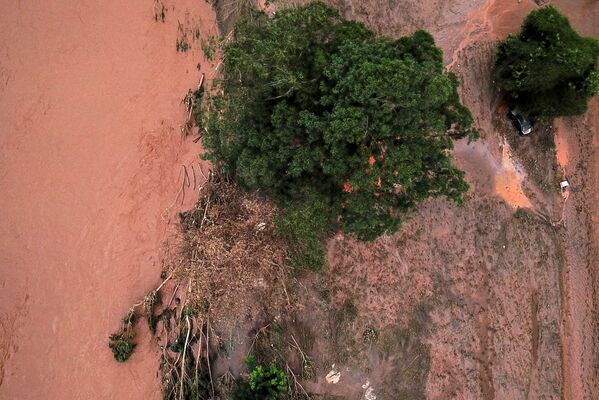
[1,0,598,399]
[246,0,599,399]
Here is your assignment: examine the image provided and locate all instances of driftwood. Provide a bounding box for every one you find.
[181,73,205,137]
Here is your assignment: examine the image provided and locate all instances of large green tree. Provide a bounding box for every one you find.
[199,2,475,240]
[495,6,599,117]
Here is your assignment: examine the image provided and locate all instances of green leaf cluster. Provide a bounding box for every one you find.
[495,6,599,117]
[232,356,288,400]
[108,311,137,362]
[200,2,474,240]
[108,332,136,363]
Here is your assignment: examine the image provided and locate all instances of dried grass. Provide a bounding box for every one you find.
[165,172,291,327]
[111,173,299,399]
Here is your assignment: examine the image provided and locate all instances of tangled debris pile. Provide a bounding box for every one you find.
[109,173,300,398]
[169,172,290,326]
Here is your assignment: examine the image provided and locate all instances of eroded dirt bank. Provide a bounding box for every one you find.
[0,1,215,399]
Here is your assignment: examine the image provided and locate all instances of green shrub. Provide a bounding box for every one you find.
[495,6,599,117]
[108,311,137,362]
[108,332,136,363]
[201,35,217,61]
[199,2,475,241]
[232,356,288,400]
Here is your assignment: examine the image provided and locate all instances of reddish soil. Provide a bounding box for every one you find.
[553,100,599,399]
[0,1,215,399]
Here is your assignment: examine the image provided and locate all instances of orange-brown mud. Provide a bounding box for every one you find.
[554,103,599,400]
[455,139,533,209]
[0,1,216,399]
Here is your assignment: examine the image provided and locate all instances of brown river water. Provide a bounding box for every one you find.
[0,1,215,399]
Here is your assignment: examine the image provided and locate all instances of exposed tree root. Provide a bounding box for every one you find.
[181,74,205,137]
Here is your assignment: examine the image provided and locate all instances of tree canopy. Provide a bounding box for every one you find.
[199,2,475,240]
[494,6,599,117]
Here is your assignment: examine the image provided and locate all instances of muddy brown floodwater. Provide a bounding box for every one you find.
[0,1,216,399]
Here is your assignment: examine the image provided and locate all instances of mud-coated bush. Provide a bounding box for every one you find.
[108,311,137,362]
[108,332,136,362]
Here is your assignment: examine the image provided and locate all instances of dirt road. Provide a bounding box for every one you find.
[551,1,599,398]
[0,1,215,399]
[555,110,599,399]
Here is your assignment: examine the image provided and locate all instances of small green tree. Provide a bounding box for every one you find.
[232,356,288,400]
[495,6,599,117]
[200,2,475,240]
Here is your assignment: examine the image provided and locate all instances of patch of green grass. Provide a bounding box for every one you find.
[540,130,556,153]
[176,37,190,52]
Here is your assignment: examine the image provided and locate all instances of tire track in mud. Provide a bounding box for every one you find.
[551,1,599,397]
[555,104,599,400]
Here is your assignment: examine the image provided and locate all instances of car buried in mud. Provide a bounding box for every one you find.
[507,106,533,136]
